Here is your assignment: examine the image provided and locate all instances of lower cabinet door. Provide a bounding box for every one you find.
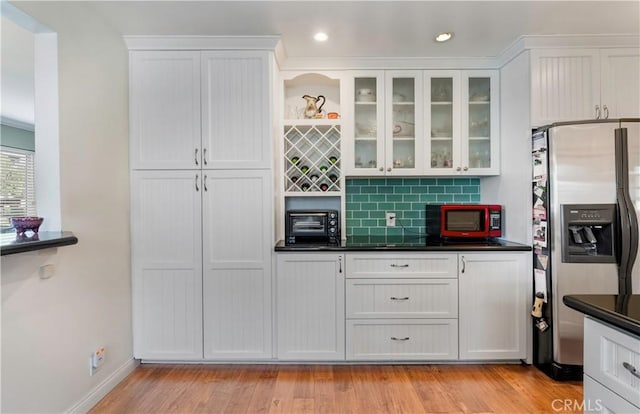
[346,319,458,361]
[584,317,640,407]
[276,253,345,360]
[202,170,273,359]
[458,252,529,360]
[131,171,203,360]
[584,375,640,413]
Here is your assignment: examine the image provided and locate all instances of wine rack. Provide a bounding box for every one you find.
[284,122,341,194]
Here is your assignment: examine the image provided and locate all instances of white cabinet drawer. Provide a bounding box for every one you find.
[584,317,640,408]
[346,319,458,360]
[346,253,458,279]
[584,375,640,413]
[346,278,458,319]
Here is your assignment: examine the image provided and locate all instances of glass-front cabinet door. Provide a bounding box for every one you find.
[425,71,460,174]
[351,72,384,175]
[385,71,423,175]
[462,70,499,174]
[424,70,499,176]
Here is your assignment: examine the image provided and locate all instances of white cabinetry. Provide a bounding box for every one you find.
[130,51,201,170]
[131,50,271,169]
[425,70,500,176]
[202,170,273,359]
[130,49,273,361]
[584,317,640,412]
[201,51,272,169]
[131,170,203,360]
[276,253,345,360]
[346,71,424,176]
[345,253,459,360]
[531,48,640,126]
[458,252,529,360]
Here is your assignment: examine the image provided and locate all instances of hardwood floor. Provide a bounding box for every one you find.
[89,364,583,414]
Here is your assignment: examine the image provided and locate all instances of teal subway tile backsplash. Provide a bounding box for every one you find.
[345,177,481,236]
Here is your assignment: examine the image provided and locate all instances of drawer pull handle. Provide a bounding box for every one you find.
[390,264,409,268]
[391,337,410,341]
[622,362,640,379]
[390,296,409,301]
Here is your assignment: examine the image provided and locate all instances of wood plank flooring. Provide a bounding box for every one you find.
[89,364,583,414]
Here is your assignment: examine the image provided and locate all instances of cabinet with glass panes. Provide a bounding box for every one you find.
[346,71,423,176]
[424,70,499,176]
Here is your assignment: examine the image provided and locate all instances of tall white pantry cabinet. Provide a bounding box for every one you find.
[129,50,274,360]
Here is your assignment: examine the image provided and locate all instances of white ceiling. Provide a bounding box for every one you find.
[89,1,640,58]
[2,1,640,127]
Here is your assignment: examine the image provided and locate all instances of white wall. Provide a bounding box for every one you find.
[1,2,133,412]
[482,51,532,244]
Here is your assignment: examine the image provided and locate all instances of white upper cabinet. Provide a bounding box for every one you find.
[600,48,640,119]
[130,50,272,170]
[130,51,202,170]
[424,70,500,176]
[346,71,423,176]
[531,48,640,126]
[201,51,272,169]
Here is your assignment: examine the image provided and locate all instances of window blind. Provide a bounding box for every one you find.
[0,146,36,229]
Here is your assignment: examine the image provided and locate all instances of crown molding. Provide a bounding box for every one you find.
[123,35,281,51]
[497,34,640,67]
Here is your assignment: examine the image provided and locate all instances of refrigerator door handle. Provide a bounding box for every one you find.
[615,128,639,295]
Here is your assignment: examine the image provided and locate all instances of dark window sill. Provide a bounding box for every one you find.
[0,231,78,256]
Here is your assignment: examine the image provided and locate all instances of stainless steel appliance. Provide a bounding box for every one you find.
[531,119,640,380]
[285,210,340,245]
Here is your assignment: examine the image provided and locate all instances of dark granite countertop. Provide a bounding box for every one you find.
[563,294,640,337]
[275,236,531,252]
[0,231,78,256]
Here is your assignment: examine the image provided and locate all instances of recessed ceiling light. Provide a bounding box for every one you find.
[435,32,453,43]
[314,32,328,42]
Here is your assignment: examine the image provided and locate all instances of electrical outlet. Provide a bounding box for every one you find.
[89,347,105,376]
[386,212,396,227]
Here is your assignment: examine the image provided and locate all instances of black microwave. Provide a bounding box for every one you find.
[285,210,340,245]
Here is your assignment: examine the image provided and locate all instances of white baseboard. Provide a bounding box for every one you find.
[66,357,139,414]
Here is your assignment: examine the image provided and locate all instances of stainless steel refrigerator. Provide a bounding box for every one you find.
[531,119,639,380]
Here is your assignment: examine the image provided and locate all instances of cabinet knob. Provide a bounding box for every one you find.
[463,166,469,171]
[456,166,462,172]
[387,167,392,172]
[379,167,384,172]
